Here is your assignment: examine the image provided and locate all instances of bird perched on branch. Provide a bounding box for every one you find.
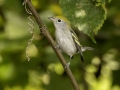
[49,16,94,68]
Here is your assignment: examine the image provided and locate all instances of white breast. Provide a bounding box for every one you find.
[55,28,77,56]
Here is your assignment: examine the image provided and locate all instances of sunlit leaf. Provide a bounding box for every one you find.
[59,0,107,43]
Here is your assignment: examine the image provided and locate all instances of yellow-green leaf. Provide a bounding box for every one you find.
[59,0,107,43]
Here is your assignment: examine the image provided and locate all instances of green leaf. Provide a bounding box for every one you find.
[59,0,107,43]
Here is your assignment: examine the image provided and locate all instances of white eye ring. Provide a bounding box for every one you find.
[58,19,61,22]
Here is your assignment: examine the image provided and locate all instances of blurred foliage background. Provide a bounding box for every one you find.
[0,0,120,90]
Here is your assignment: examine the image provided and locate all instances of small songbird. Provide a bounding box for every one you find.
[49,16,94,68]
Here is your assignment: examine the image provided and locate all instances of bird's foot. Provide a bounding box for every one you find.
[55,45,62,52]
[55,44,59,48]
[65,62,70,69]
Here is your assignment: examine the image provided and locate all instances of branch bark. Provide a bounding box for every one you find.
[24,0,80,90]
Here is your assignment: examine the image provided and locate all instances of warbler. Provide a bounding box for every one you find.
[49,16,94,68]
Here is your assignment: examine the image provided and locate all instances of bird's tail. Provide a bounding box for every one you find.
[81,46,95,52]
[75,46,94,62]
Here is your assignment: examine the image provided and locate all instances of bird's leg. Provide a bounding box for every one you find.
[65,56,73,69]
[55,44,62,52]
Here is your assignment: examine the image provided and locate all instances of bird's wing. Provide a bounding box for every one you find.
[70,30,84,62]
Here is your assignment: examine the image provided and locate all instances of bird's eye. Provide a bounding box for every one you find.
[58,19,61,22]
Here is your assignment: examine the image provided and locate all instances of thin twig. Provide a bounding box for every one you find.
[23,0,80,90]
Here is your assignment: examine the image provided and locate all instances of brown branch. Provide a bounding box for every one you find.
[24,0,80,90]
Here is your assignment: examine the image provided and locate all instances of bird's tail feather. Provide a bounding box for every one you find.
[79,47,84,62]
[81,46,95,52]
[76,44,84,62]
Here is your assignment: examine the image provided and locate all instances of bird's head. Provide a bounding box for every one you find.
[48,16,71,30]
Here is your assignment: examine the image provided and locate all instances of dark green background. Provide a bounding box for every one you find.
[0,0,120,90]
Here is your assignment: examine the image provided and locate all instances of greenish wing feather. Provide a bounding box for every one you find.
[70,30,84,62]
[70,30,81,46]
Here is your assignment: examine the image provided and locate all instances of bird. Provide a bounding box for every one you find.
[49,16,94,68]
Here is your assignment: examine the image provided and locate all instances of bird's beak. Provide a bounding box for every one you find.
[48,17,54,20]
